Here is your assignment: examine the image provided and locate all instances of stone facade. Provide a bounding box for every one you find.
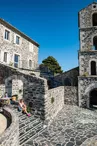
[0,107,19,146]
[0,18,39,70]
[78,2,97,108]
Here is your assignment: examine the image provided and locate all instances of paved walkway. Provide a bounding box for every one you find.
[27,105,97,146]
[0,113,7,136]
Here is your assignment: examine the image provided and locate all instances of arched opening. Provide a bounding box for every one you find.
[93,36,97,50]
[90,89,97,107]
[92,13,97,26]
[91,61,96,75]
[64,78,71,86]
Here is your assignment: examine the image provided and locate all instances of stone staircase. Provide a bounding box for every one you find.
[12,107,45,146]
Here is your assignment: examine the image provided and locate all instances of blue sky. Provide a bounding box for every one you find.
[0,0,94,71]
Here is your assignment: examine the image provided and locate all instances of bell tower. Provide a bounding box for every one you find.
[78,2,97,108]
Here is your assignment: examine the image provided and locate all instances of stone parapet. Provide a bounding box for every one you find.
[45,86,64,124]
[0,107,19,146]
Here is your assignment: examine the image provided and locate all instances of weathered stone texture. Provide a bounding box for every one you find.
[79,3,97,28]
[79,3,97,51]
[64,86,78,105]
[53,67,79,87]
[78,76,97,108]
[45,86,78,124]
[79,51,97,76]
[0,63,48,120]
[0,107,19,146]
[45,86,64,123]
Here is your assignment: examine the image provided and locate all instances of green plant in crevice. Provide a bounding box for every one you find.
[51,97,54,104]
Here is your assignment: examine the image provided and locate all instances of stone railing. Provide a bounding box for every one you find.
[45,86,64,124]
[0,107,19,146]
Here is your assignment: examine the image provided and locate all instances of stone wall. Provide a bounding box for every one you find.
[0,107,19,146]
[64,86,78,105]
[53,67,79,87]
[45,86,78,123]
[78,76,97,108]
[45,86,64,123]
[0,63,48,120]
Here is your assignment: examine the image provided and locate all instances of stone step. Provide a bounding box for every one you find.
[19,118,40,134]
[19,122,43,145]
[19,116,36,129]
[19,119,41,139]
[24,127,46,146]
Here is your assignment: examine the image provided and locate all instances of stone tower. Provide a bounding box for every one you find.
[78,2,97,108]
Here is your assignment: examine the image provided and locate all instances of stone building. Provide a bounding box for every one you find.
[78,2,97,108]
[0,18,39,71]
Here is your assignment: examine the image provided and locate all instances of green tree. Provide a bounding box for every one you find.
[41,56,63,75]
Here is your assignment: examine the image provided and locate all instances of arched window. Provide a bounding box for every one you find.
[93,36,97,50]
[91,61,96,75]
[29,60,32,69]
[92,13,97,26]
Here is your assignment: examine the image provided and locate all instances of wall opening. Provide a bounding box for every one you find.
[90,89,97,107]
[91,61,96,75]
[93,36,97,50]
[92,13,97,26]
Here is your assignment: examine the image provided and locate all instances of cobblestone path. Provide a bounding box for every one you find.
[26,105,97,146]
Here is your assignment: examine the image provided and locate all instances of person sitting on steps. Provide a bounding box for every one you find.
[18,99,31,117]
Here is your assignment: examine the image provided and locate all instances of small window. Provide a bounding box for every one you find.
[93,36,97,50]
[5,30,10,40]
[14,54,19,68]
[4,52,7,62]
[91,61,96,75]
[29,60,32,68]
[92,13,97,26]
[16,36,20,44]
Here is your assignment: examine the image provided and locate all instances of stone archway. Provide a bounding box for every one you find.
[84,83,97,108]
[90,89,97,107]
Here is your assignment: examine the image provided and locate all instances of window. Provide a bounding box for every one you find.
[91,61,96,75]
[93,36,97,50]
[29,60,32,69]
[14,54,19,68]
[4,52,7,62]
[92,13,97,26]
[5,30,10,40]
[16,36,20,44]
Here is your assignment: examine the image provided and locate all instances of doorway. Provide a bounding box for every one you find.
[90,89,97,107]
